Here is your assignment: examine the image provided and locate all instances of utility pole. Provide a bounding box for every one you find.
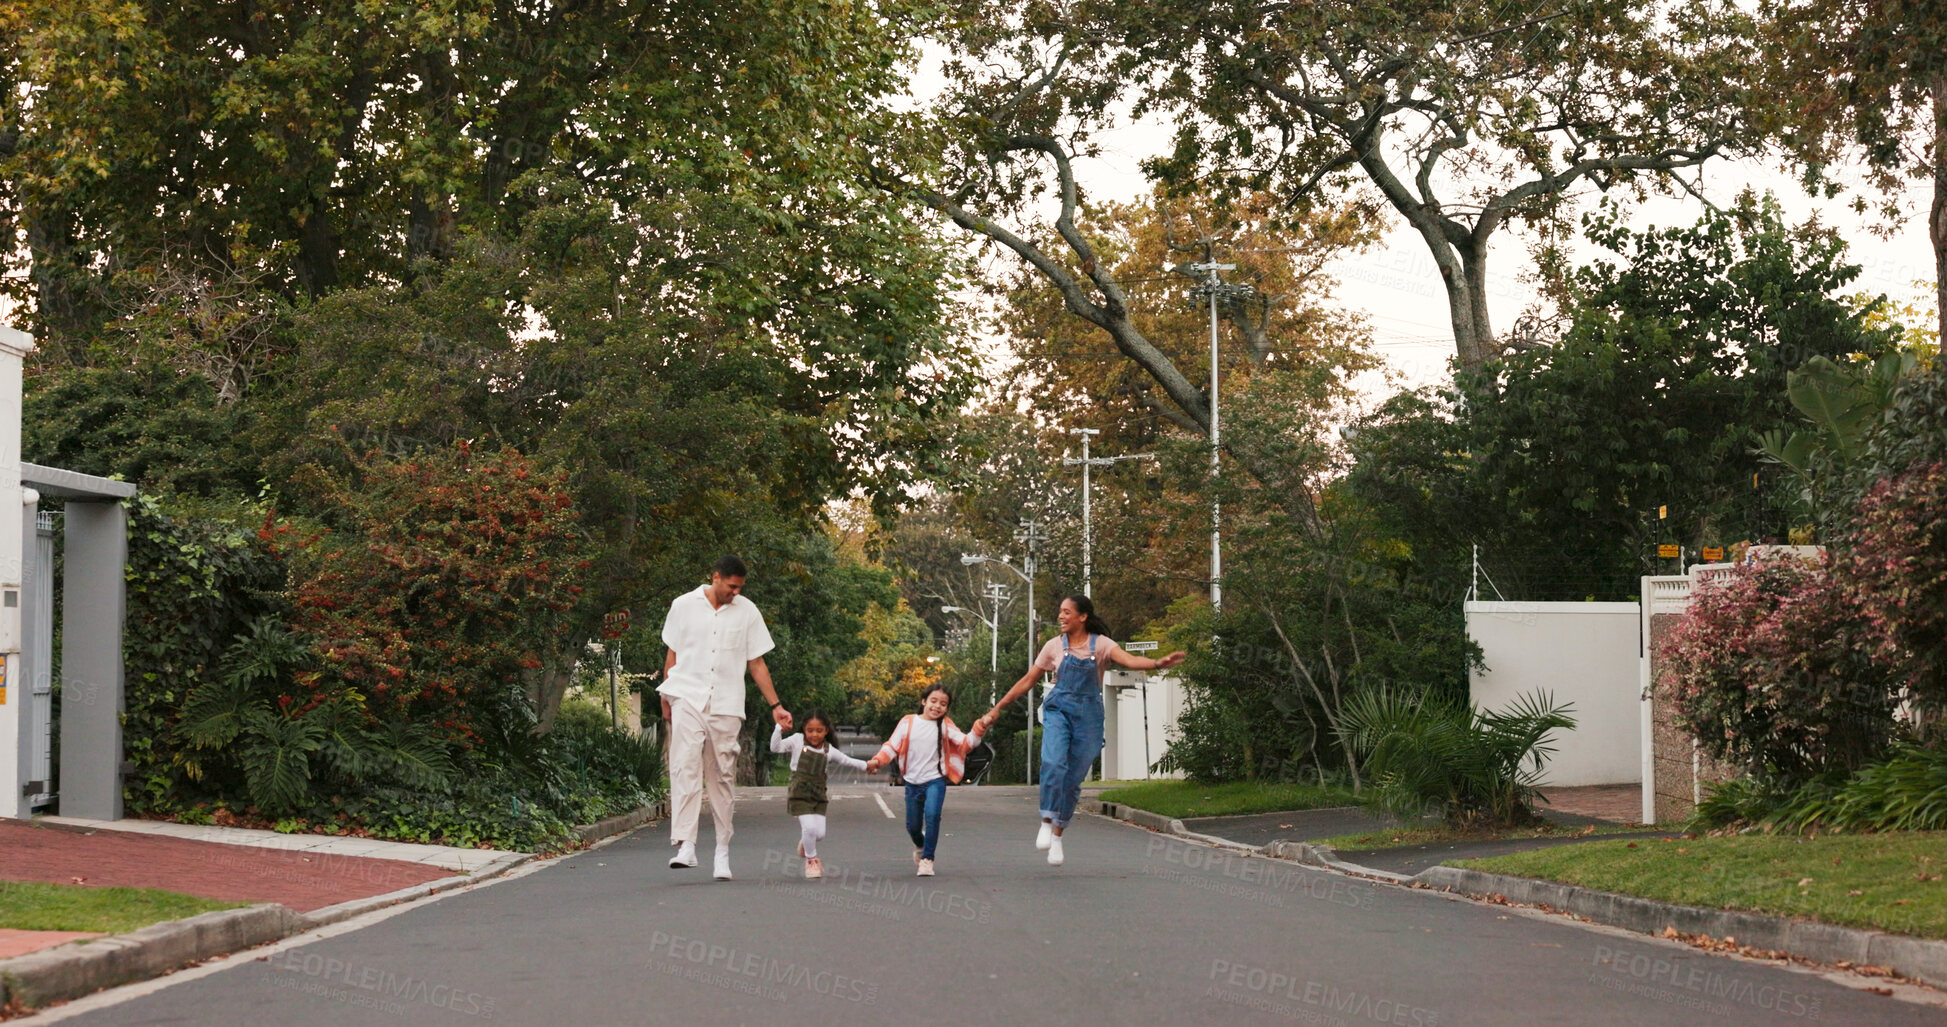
[1013,519,1048,785]
[1063,428,1155,598]
[1189,255,1239,611]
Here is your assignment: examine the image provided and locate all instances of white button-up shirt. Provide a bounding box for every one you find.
[657,585,775,719]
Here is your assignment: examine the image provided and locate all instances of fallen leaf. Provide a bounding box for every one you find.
[1626,842,1638,849]
[1848,889,1864,896]
[1797,877,1814,886]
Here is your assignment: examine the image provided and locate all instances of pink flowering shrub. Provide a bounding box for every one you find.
[1845,462,1947,733]
[1657,555,1895,783]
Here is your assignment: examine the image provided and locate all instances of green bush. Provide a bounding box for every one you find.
[1694,744,1947,834]
[1336,688,1576,828]
[122,494,287,816]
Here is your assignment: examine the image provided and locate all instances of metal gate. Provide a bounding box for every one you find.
[24,510,55,807]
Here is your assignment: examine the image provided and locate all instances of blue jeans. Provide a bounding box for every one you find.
[904,777,947,859]
[1038,686,1104,828]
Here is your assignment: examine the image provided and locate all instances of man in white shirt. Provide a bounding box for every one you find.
[657,555,790,880]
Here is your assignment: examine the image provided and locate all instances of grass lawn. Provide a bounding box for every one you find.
[0,880,246,935]
[1097,779,1359,819]
[1323,821,1650,851]
[1455,831,1947,940]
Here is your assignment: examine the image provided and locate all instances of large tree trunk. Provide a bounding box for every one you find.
[532,633,590,733]
[1415,219,1497,370]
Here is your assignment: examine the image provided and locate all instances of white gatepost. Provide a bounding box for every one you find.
[0,326,34,820]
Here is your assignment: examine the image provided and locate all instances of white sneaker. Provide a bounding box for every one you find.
[1047,836,1064,866]
[669,841,698,869]
[1035,822,1054,851]
[713,850,732,880]
[916,858,935,877]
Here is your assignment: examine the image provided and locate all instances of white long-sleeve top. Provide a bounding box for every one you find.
[770,726,872,772]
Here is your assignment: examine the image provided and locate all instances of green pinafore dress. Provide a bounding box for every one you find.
[786,744,830,816]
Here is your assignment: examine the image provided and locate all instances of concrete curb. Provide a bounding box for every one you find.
[573,799,667,846]
[0,844,544,1011]
[300,850,536,929]
[1262,839,1415,884]
[0,904,302,1011]
[1413,865,1947,989]
[1086,799,1418,882]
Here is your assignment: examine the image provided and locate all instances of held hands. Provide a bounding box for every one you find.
[864,758,883,775]
[772,704,794,731]
[1155,651,1188,670]
[974,711,998,735]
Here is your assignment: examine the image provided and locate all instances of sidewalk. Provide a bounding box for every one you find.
[1,817,519,960]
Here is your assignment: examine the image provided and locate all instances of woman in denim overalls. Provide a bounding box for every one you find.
[981,594,1185,866]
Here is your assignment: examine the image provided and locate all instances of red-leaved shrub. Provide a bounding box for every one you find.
[1846,462,1947,734]
[277,444,588,745]
[1658,555,1895,783]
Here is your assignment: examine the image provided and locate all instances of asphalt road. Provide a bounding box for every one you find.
[45,786,1947,1027]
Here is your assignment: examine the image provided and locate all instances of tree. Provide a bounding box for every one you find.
[1348,196,1905,601]
[913,0,1760,371]
[2,0,938,338]
[1761,0,1947,342]
[252,186,977,727]
[1125,0,1763,368]
[881,36,1376,504]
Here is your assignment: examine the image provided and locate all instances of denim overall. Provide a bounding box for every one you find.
[1039,635,1105,828]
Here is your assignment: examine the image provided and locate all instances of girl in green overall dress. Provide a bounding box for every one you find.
[770,710,870,879]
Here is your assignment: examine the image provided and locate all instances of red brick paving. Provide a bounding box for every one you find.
[1539,784,1644,824]
[0,821,455,913]
[0,929,103,958]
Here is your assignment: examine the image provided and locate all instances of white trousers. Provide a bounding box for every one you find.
[667,697,742,849]
[797,814,826,859]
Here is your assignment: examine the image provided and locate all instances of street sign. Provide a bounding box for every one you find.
[1657,545,1680,559]
[601,609,630,639]
[1125,641,1159,652]
[1702,547,1725,561]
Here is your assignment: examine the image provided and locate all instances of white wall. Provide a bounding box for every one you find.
[1102,670,1184,780]
[1466,601,1641,788]
[0,327,29,819]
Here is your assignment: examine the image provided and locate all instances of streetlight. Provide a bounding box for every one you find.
[1063,427,1155,598]
[941,581,1008,705]
[963,525,1047,784]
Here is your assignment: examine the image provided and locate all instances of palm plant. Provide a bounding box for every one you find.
[176,617,456,814]
[1335,688,1576,828]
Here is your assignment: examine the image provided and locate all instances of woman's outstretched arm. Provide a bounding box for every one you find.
[981,665,1045,730]
[1108,648,1186,671]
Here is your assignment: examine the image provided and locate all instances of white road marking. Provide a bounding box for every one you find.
[872,791,894,818]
